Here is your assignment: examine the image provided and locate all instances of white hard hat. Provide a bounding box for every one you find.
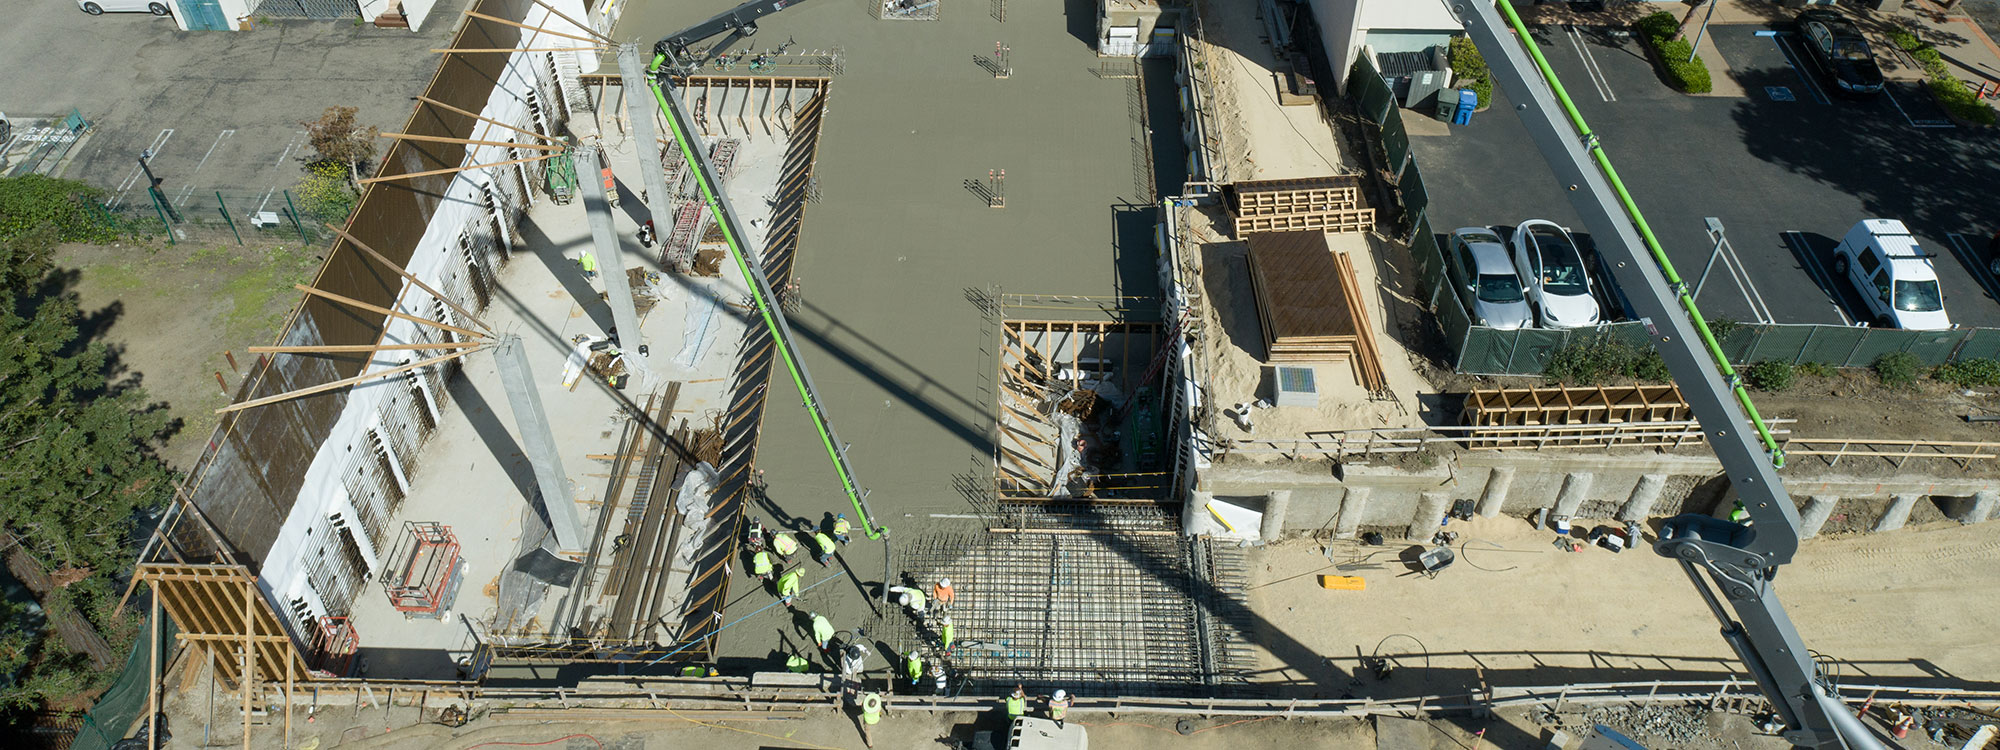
[1053,689,1067,700]
[898,593,912,607]
[939,577,952,588]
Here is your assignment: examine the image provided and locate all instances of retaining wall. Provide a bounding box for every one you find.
[1197,452,2000,540]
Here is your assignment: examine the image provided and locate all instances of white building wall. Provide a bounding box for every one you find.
[255,0,595,638]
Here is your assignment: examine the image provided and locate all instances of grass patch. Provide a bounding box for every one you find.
[1635,11,1713,94]
[218,245,318,338]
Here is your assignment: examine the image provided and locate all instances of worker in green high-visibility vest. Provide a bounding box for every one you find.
[809,612,835,651]
[578,251,597,279]
[1004,684,1026,721]
[903,649,924,687]
[938,616,955,653]
[811,531,837,566]
[771,530,800,560]
[830,513,852,544]
[751,549,774,581]
[857,691,885,748]
[887,584,928,624]
[776,567,803,608]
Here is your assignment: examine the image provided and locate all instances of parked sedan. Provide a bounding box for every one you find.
[1446,227,1533,330]
[77,0,172,15]
[1510,220,1601,329]
[1797,10,1884,96]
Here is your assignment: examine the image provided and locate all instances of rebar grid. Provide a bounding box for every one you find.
[894,530,1218,697]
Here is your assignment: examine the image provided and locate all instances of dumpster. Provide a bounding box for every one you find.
[1452,88,1478,125]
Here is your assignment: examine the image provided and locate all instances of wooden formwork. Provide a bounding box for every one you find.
[1236,186,1359,217]
[1461,385,1690,427]
[1234,208,1375,236]
[995,320,1161,500]
[137,563,309,688]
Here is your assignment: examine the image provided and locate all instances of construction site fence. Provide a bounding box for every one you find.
[70,606,174,750]
[260,676,2000,720]
[1344,55,2000,377]
[92,187,343,248]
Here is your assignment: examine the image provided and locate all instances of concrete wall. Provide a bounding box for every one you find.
[1200,451,2000,541]
[1306,0,1368,95]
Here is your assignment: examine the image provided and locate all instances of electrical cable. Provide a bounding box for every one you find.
[1371,633,1431,672]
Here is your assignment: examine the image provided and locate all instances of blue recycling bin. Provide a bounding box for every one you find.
[1452,88,1478,125]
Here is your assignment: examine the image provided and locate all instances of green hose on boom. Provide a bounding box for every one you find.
[1494,0,1784,467]
[647,54,889,537]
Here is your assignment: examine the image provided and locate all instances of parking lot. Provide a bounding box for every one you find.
[0,1,467,217]
[1413,21,2000,329]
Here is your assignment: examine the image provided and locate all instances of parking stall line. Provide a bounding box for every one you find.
[1946,232,2000,299]
[174,129,236,206]
[110,129,174,209]
[1770,34,1832,105]
[1882,87,1955,129]
[1566,25,1616,102]
[1784,230,1853,325]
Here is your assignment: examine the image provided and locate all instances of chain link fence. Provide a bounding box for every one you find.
[95,187,343,248]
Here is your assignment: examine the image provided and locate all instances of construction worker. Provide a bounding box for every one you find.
[810,612,835,651]
[933,577,955,612]
[578,251,598,279]
[1730,500,1753,525]
[938,616,955,653]
[751,549,774,581]
[929,661,949,695]
[812,530,838,566]
[776,568,803,607]
[830,513,852,544]
[887,584,928,624]
[638,220,656,249]
[841,643,871,678]
[903,649,924,687]
[858,691,885,748]
[771,529,800,560]
[1047,688,1072,728]
[786,654,811,673]
[679,665,719,677]
[1004,685,1027,721]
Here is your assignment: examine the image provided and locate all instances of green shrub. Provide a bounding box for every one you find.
[1929,77,1999,126]
[1872,352,1924,389]
[1449,36,1494,109]
[1544,337,1673,385]
[1887,28,1924,53]
[1936,358,2000,388]
[1745,360,1796,392]
[1634,12,1712,93]
[1796,361,1834,378]
[1705,317,1742,341]
[0,175,116,244]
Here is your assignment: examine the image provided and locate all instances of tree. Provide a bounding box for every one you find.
[0,180,175,725]
[302,106,381,189]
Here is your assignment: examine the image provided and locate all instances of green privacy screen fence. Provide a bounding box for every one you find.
[69,607,173,750]
[1345,55,2000,377]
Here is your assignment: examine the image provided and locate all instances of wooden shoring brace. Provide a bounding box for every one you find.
[249,342,484,354]
[379,132,564,151]
[293,284,488,340]
[241,582,254,750]
[433,47,606,54]
[359,153,558,185]
[324,223,496,335]
[215,349,482,414]
[525,0,613,43]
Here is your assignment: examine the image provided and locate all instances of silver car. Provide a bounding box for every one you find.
[1447,227,1533,330]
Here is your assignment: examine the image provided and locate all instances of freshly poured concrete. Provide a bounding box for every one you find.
[615,2,1180,665]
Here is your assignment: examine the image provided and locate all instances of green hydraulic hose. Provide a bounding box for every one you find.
[1493,0,1784,467]
[647,53,888,538]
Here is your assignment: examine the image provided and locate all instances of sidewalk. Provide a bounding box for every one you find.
[1518,0,2000,96]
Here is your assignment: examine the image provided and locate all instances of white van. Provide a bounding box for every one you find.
[1830,219,1951,330]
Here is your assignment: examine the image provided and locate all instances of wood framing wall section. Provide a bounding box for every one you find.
[138,564,309,688]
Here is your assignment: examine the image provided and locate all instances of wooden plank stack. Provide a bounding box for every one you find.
[1462,385,1690,426]
[1230,176,1377,237]
[1244,231,1387,391]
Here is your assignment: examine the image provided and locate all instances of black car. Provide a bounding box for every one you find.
[1797,10,1885,96]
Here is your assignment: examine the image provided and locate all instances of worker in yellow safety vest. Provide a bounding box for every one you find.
[858,692,885,748]
[830,513,852,544]
[1004,685,1026,720]
[771,530,800,559]
[887,585,928,623]
[1048,688,1072,728]
[578,251,597,279]
[810,612,835,650]
[776,568,803,607]
[786,653,810,673]
[751,549,774,581]
[939,616,955,653]
[904,649,924,686]
[812,531,837,566]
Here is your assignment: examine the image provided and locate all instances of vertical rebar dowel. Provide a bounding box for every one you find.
[216,192,244,246]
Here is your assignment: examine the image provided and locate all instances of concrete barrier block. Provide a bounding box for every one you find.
[1334,486,1370,539]
[1873,494,1920,533]
[1554,472,1594,519]
[1409,491,1451,540]
[1260,490,1292,541]
[1798,496,1837,539]
[1478,466,1515,518]
[1619,474,1667,521]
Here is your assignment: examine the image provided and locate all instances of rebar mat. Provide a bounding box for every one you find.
[889,530,1250,698]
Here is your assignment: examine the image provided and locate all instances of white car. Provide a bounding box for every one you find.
[1510,220,1601,329]
[1830,219,1950,330]
[77,0,173,15]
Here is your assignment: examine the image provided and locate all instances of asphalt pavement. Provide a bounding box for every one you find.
[1411,21,2000,330]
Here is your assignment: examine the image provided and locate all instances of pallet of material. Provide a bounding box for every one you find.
[1237,186,1359,216]
[1244,231,1387,391]
[1235,208,1375,236]
[1461,384,1689,427]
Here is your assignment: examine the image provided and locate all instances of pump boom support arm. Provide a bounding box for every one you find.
[1459,3,1885,749]
[653,0,807,73]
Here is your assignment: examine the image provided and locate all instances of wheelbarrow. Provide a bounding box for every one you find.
[1416,545,1455,578]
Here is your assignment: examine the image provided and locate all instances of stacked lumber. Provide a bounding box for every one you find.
[1243,231,1387,391]
[1229,176,1377,237]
